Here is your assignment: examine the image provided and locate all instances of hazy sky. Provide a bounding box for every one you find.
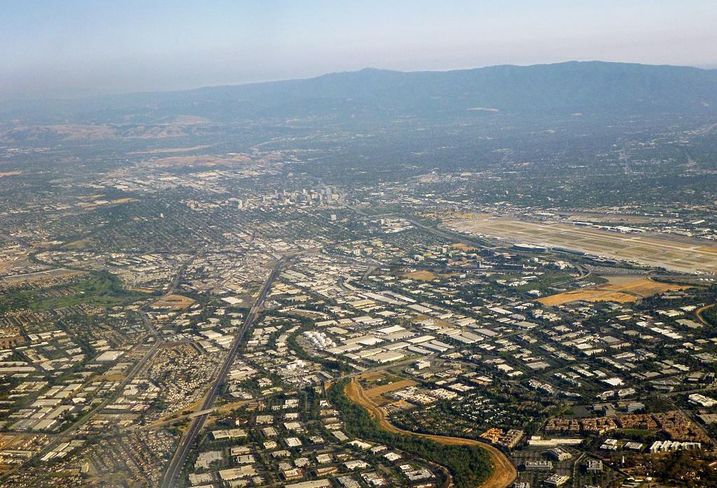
[2,0,716,99]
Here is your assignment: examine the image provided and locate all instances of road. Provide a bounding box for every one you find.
[0,255,197,482]
[160,254,294,488]
[406,217,496,250]
[139,255,194,341]
[0,339,159,482]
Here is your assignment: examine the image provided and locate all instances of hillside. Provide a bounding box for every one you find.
[3,61,717,123]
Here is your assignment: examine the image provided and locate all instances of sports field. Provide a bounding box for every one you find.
[444,214,717,274]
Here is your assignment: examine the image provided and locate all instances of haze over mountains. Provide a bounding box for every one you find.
[3,61,717,124]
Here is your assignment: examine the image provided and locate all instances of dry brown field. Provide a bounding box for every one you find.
[151,294,195,311]
[364,378,417,399]
[539,276,690,306]
[450,242,477,251]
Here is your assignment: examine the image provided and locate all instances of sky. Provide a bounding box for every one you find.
[1,0,716,99]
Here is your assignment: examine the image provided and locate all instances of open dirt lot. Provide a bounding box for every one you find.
[358,372,417,408]
[345,378,517,488]
[539,276,690,306]
[444,213,717,274]
[151,294,195,311]
[364,378,417,398]
[450,242,478,251]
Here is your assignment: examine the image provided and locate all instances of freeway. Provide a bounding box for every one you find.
[160,254,294,488]
[406,217,495,250]
[345,204,495,250]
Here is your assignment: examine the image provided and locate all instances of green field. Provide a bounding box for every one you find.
[0,272,145,313]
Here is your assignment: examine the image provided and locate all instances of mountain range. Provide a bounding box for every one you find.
[4,61,717,123]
